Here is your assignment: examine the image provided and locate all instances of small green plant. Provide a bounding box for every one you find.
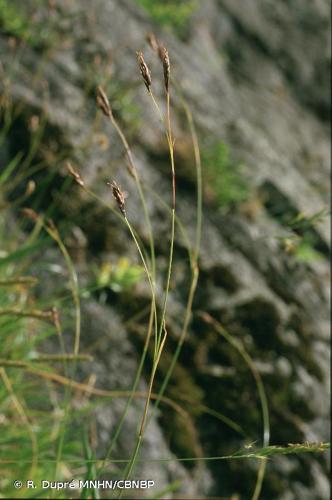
[282,235,324,262]
[279,208,330,261]
[287,208,329,230]
[93,258,144,292]
[203,142,250,209]
[134,0,197,34]
[294,240,323,261]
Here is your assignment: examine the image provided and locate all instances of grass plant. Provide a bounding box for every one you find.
[0,29,330,500]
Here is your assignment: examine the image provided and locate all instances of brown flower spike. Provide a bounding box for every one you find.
[146,33,159,53]
[21,208,39,222]
[96,86,112,117]
[65,162,85,187]
[136,51,152,92]
[160,47,170,92]
[107,180,126,217]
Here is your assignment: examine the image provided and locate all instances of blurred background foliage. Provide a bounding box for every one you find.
[134,0,197,35]
[202,142,250,210]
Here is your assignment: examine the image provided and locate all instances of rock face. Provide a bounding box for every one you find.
[0,0,330,498]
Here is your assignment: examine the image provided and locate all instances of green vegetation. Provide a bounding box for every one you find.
[93,258,144,292]
[293,240,323,261]
[282,236,324,261]
[202,141,250,209]
[0,0,31,40]
[0,96,90,497]
[279,208,330,261]
[0,196,82,498]
[0,0,59,49]
[134,0,197,34]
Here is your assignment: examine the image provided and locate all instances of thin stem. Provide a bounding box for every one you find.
[39,222,81,489]
[149,91,167,130]
[107,113,156,282]
[0,368,38,482]
[149,90,176,354]
[139,327,167,437]
[200,313,270,500]
[71,183,158,477]
[118,328,167,498]
[124,212,158,354]
[46,228,81,356]
[96,306,154,479]
[0,276,38,287]
[0,308,55,321]
[105,109,159,353]
[146,91,202,428]
[20,366,191,422]
[124,217,156,324]
[0,442,328,465]
[0,355,92,367]
[146,186,193,264]
[117,88,176,493]
[180,95,203,261]
[83,187,149,261]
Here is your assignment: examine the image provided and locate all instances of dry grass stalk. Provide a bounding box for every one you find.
[107,180,126,216]
[65,161,85,187]
[0,307,56,323]
[96,85,112,117]
[0,354,92,367]
[0,276,38,287]
[136,51,152,92]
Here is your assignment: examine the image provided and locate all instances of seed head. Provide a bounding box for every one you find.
[25,180,36,197]
[136,51,152,92]
[107,180,126,217]
[65,161,85,187]
[96,86,112,117]
[21,208,39,222]
[160,47,170,92]
[146,33,160,53]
